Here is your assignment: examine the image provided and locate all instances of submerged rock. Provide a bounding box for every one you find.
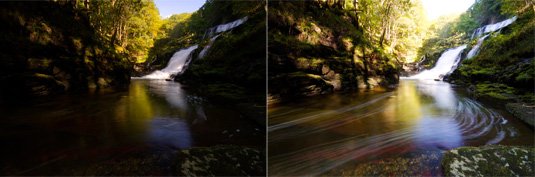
[506,103,535,127]
[442,145,534,177]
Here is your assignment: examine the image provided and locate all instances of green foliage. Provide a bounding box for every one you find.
[416,0,512,66]
[268,0,421,98]
[80,0,161,63]
[163,0,267,104]
[452,9,535,90]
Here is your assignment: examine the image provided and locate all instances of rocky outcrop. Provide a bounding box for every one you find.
[442,145,534,177]
[268,1,400,100]
[0,1,131,99]
[506,103,535,127]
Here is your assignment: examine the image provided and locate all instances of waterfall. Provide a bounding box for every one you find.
[135,17,248,80]
[204,17,248,38]
[198,34,220,59]
[466,34,490,59]
[405,45,467,80]
[471,16,517,39]
[135,45,198,80]
[406,16,518,80]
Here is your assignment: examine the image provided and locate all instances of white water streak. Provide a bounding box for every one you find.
[198,35,220,59]
[466,34,490,59]
[471,16,517,39]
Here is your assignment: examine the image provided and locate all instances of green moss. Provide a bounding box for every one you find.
[449,11,534,92]
[176,146,264,176]
[474,83,517,100]
[442,145,534,177]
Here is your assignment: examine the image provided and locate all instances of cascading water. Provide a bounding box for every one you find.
[471,16,517,39]
[466,34,490,59]
[198,34,220,59]
[135,45,198,80]
[204,17,248,38]
[405,45,467,80]
[136,17,248,80]
[406,16,517,80]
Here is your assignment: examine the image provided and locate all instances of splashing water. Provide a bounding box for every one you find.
[471,16,517,39]
[466,34,490,59]
[404,45,466,80]
[134,45,198,80]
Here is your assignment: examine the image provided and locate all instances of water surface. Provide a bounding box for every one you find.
[268,80,533,176]
[0,80,264,175]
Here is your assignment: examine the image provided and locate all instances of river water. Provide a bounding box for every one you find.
[0,80,264,175]
[268,80,533,176]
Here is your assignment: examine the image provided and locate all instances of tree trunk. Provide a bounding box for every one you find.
[362,45,369,88]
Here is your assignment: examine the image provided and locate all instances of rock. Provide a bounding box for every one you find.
[270,72,334,98]
[67,146,264,176]
[325,151,442,176]
[442,145,534,177]
[176,146,265,176]
[506,103,534,127]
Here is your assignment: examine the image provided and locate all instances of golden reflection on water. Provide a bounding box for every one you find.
[382,80,422,128]
[114,80,155,125]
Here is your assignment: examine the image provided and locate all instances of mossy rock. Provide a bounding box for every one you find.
[176,146,265,176]
[442,145,534,177]
[474,83,517,101]
[324,151,442,177]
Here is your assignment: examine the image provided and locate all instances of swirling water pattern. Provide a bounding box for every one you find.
[268,80,533,176]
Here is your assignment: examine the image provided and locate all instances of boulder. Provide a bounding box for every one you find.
[506,103,535,127]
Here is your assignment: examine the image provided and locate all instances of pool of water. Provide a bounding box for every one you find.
[268,80,533,176]
[0,80,264,175]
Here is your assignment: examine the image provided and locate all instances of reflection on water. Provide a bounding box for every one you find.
[268,80,533,176]
[149,118,191,149]
[0,80,263,175]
